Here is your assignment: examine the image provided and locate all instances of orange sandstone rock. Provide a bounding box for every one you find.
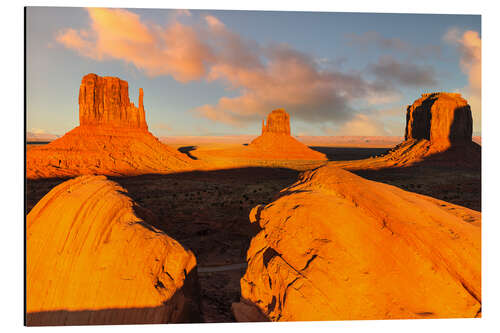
[262,109,291,135]
[405,92,472,147]
[192,109,326,164]
[331,92,480,170]
[236,165,481,321]
[248,109,326,160]
[27,74,195,179]
[79,73,147,129]
[26,175,200,326]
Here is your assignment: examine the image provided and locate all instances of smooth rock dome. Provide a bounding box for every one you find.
[235,165,481,321]
[26,175,200,325]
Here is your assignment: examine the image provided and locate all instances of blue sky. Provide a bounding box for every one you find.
[26,7,481,136]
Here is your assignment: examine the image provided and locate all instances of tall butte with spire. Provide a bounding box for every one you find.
[247,108,326,160]
[78,73,148,129]
[27,73,195,179]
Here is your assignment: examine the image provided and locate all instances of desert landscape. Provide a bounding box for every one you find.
[25,7,481,327]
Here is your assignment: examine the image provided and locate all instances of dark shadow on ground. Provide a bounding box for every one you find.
[111,167,298,322]
[309,146,390,161]
[352,162,481,212]
[178,146,199,160]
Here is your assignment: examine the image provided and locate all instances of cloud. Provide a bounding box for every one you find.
[345,31,441,58]
[369,56,437,87]
[444,28,481,131]
[30,128,47,134]
[335,114,390,136]
[57,8,213,82]
[56,9,397,128]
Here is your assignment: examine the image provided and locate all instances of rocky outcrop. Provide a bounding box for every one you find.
[236,165,481,321]
[27,74,196,179]
[79,73,147,129]
[190,109,327,167]
[330,92,480,170]
[405,92,472,147]
[247,109,326,160]
[26,176,200,326]
[261,109,290,135]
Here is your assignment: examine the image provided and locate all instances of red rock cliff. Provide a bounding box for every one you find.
[79,73,147,130]
[405,92,472,146]
[262,109,291,135]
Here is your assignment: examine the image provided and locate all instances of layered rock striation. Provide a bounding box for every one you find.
[27,74,195,179]
[235,165,481,321]
[405,92,472,147]
[79,73,147,129]
[261,109,291,135]
[26,176,200,325]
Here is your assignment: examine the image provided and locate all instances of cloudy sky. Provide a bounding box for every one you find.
[26,7,481,137]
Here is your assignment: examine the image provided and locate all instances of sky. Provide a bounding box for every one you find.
[26,7,481,137]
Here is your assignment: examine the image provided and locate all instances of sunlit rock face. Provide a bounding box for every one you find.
[236,165,481,321]
[261,109,291,135]
[26,73,195,179]
[26,175,200,326]
[248,109,327,160]
[329,92,480,170]
[79,73,148,129]
[405,92,473,147]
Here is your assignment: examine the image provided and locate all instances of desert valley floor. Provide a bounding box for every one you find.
[26,142,481,322]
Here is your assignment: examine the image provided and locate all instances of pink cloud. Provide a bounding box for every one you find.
[57,8,396,130]
[444,28,481,131]
[57,8,213,82]
[335,114,390,136]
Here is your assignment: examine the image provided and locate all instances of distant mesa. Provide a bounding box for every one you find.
[26,132,60,143]
[27,73,195,179]
[248,109,326,160]
[191,108,327,165]
[26,175,200,326]
[234,165,481,321]
[261,108,290,135]
[332,92,480,170]
[405,92,472,147]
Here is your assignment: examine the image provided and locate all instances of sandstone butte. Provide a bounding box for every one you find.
[331,92,480,170]
[26,175,200,326]
[232,165,481,322]
[191,109,327,166]
[26,73,195,179]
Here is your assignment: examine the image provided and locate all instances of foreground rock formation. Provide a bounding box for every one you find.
[332,92,480,170]
[26,176,200,325]
[27,74,195,179]
[192,109,326,167]
[234,165,481,321]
